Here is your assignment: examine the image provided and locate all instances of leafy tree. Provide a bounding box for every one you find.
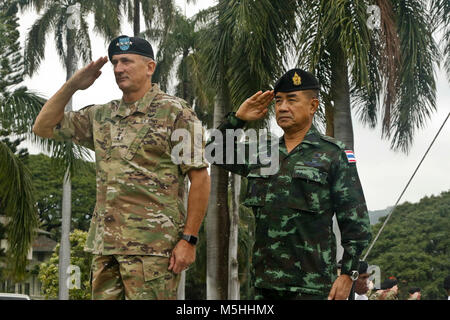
[365,191,450,300]
[26,154,96,241]
[38,229,92,300]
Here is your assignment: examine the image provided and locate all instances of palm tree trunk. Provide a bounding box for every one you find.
[329,45,353,264]
[206,85,230,300]
[133,0,140,36]
[330,46,354,150]
[58,33,76,300]
[228,173,240,300]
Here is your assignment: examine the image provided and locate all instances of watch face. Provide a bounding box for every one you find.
[183,234,198,245]
[351,271,359,281]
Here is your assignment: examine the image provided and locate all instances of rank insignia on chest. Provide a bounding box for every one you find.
[345,150,356,163]
[292,72,302,86]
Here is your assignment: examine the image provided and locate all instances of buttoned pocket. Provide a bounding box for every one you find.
[287,165,328,213]
[242,169,270,207]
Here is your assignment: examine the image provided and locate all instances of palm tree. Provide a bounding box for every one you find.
[296,0,439,153]
[0,0,43,282]
[295,0,439,263]
[430,0,450,81]
[19,0,121,299]
[196,0,302,299]
[119,0,176,36]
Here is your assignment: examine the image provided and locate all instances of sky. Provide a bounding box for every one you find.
[15,1,450,212]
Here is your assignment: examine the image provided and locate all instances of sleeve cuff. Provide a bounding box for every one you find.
[217,112,247,130]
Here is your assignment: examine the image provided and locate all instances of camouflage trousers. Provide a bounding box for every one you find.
[254,288,326,300]
[91,254,180,300]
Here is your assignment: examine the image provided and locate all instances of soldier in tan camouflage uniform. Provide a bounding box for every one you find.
[32,35,210,300]
[369,278,399,300]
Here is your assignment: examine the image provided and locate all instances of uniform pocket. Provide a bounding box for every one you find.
[139,256,172,282]
[123,123,151,161]
[242,169,270,207]
[287,165,328,213]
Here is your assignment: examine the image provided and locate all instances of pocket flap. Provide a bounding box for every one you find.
[247,168,270,179]
[140,256,172,282]
[243,169,269,207]
[292,165,327,184]
[124,125,151,161]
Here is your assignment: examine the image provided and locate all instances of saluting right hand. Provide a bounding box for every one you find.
[67,56,108,91]
[235,90,274,121]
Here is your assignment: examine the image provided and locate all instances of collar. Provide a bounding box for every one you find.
[112,83,160,120]
[279,124,322,156]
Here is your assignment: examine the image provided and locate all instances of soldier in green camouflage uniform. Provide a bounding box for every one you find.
[207,69,371,300]
[33,36,210,300]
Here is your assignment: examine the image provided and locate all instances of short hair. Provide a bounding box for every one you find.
[408,287,421,294]
[304,89,319,99]
[140,55,154,63]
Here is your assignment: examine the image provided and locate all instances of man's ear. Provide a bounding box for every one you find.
[310,97,319,115]
[147,59,156,77]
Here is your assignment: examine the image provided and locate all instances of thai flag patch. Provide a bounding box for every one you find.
[345,150,356,163]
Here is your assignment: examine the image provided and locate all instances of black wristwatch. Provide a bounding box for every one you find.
[182,234,198,245]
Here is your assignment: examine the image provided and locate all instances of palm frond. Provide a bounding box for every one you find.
[0,141,38,281]
[388,0,439,153]
[430,0,450,80]
[23,1,60,76]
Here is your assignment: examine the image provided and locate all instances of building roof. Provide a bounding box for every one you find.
[32,235,57,253]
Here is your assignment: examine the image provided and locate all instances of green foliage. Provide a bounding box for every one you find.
[0,142,38,282]
[365,191,450,300]
[26,154,96,240]
[38,229,92,300]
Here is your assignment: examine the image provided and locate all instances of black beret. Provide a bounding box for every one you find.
[408,287,421,294]
[273,68,320,94]
[108,35,154,61]
[380,278,398,290]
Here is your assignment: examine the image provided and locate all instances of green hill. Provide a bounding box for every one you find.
[364,191,450,300]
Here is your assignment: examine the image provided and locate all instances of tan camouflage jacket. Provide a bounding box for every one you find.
[53,84,208,256]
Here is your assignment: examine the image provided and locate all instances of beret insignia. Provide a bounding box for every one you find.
[292,72,302,86]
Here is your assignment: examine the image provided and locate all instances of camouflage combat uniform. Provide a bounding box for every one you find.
[369,289,399,300]
[208,112,371,299]
[53,84,208,299]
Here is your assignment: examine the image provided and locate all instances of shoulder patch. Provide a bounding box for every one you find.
[344,150,357,163]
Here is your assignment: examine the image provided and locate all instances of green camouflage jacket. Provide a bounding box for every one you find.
[53,84,208,257]
[208,112,371,297]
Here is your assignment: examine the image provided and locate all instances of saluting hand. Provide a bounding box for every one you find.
[67,56,108,91]
[235,90,274,121]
